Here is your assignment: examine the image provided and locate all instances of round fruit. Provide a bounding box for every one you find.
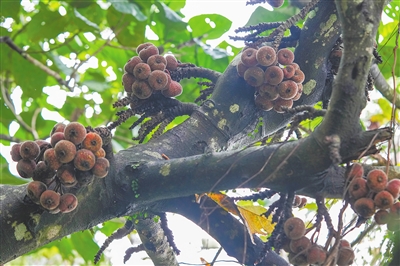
[282,65,295,79]
[16,159,36,178]
[165,54,178,71]
[336,247,355,265]
[277,48,294,65]
[124,56,142,74]
[43,148,62,170]
[50,123,66,136]
[346,163,364,181]
[138,44,159,62]
[386,179,400,199]
[389,202,400,218]
[147,55,167,71]
[254,94,274,111]
[57,164,77,187]
[32,161,55,184]
[132,80,153,99]
[257,84,279,101]
[94,148,106,158]
[290,236,311,254]
[339,239,351,248]
[26,181,47,204]
[256,46,276,67]
[82,132,103,153]
[291,69,305,83]
[50,132,65,147]
[74,149,96,171]
[162,80,183,98]
[136,42,153,54]
[366,169,388,192]
[92,157,110,178]
[40,190,61,210]
[244,66,264,87]
[236,60,248,77]
[353,197,375,218]
[10,143,22,162]
[267,0,284,8]
[306,244,327,265]
[76,170,94,186]
[264,66,284,85]
[20,141,40,160]
[277,80,298,100]
[241,47,258,67]
[374,190,394,210]
[64,122,87,145]
[122,73,136,93]
[59,193,78,213]
[148,70,169,90]
[133,62,151,80]
[284,217,306,240]
[273,98,293,113]
[374,209,390,225]
[54,140,77,163]
[348,178,368,200]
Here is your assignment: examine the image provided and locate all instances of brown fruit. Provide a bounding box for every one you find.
[148,70,169,90]
[43,148,62,170]
[306,245,327,265]
[76,170,94,186]
[282,64,296,79]
[254,94,274,111]
[64,122,87,145]
[244,66,264,87]
[10,143,22,162]
[147,55,167,71]
[54,140,77,163]
[59,193,78,213]
[291,87,302,101]
[32,161,55,184]
[256,46,276,67]
[273,98,293,113]
[136,42,154,54]
[288,253,308,266]
[50,132,65,147]
[346,163,364,181]
[374,209,390,225]
[162,80,183,98]
[298,197,307,208]
[74,149,96,171]
[241,47,258,67]
[122,73,136,93]
[16,159,36,178]
[57,164,77,187]
[291,69,305,83]
[165,54,178,71]
[284,217,306,240]
[92,157,110,178]
[26,181,47,204]
[277,48,294,65]
[133,62,151,80]
[94,148,106,158]
[257,84,279,101]
[348,178,368,200]
[277,80,298,100]
[386,179,400,199]
[40,190,60,210]
[124,56,142,74]
[267,0,284,8]
[290,236,311,254]
[353,197,375,218]
[293,195,302,207]
[264,66,284,85]
[132,80,153,99]
[50,123,66,136]
[367,169,388,192]
[336,247,355,265]
[339,239,351,248]
[20,141,40,160]
[82,132,103,153]
[374,190,394,210]
[138,44,159,62]
[236,60,248,77]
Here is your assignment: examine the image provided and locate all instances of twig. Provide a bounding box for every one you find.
[0,134,21,143]
[0,36,73,92]
[0,79,39,139]
[27,32,80,54]
[370,64,400,109]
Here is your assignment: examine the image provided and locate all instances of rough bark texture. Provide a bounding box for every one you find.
[0,1,393,265]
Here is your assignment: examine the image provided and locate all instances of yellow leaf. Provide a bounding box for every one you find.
[237,205,275,235]
[206,192,240,216]
[200,257,211,266]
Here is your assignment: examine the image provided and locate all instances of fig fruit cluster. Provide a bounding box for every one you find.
[283,217,355,265]
[346,164,400,231]
[122,42,182,99]
[11,122,110,214]
[237,46,304,113]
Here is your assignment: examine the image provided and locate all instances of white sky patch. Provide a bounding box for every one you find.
[43,85,67,108]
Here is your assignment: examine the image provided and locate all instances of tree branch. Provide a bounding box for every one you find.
[0,36,73,92]
[370,63,400,108]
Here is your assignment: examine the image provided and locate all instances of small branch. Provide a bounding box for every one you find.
[370,64,400,108]
[170,66,221,84]
[0,80,39,139]
[0,36,73,92]
[0,134,21,143]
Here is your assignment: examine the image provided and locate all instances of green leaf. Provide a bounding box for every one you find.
[0,154,28,185]
[155,2,183,23]
[164,0,186,11]
[99,219,125,236]
[70,230,100,264]
[70,8,100,32]
[384,2,400,20]
[66,0,95,9]
[111,0,147,21]
[194,39,230,60]
[245,5,297,26]
[189,14,232,40]
[0,0,21,23]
